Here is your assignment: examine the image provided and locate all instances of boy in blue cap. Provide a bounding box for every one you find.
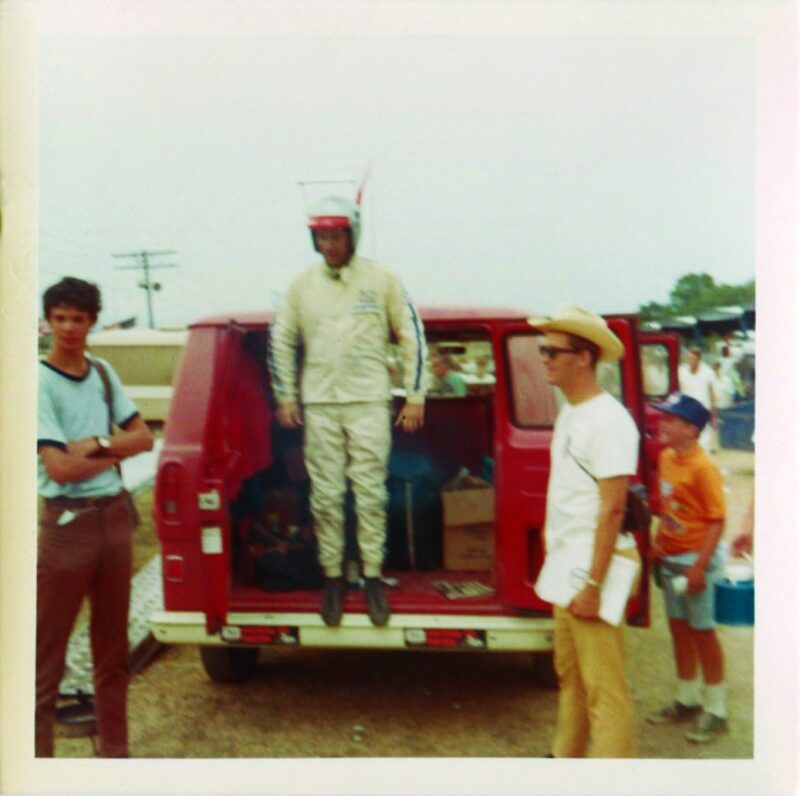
[646,393,728,743]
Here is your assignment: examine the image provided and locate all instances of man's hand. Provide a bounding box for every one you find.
[731,493,754,557]
[684,564,707,595]
[731,532,753,557]
[394,402,424,433]
[567,585,601,620]
[67,437,102,458]
[276,401,303,429]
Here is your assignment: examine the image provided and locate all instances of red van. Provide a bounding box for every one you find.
[149,308,676,682]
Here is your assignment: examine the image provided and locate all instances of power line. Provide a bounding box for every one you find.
[113,250,178,329]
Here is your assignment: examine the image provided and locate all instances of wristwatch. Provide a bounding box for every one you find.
[95,435,112,455]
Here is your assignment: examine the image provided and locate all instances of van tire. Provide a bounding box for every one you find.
[531,653,558,689]
[199,646,260,683]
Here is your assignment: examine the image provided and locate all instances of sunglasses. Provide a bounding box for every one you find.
[538,345,579,359]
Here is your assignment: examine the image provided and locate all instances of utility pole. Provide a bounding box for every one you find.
[113,250,178,329]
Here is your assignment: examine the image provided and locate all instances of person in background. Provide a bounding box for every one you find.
[647,393,729,744]
[731,494,754,557]
[429,352,467,397]
[268,194,427,628]
[731,432,755,557]
[711,361,734,409]
[678,346,717,452]
[473,354,495,384]
[528,303,640,758]
[710,361,734,452]
[36,277,154,757]
[718,345,745,400]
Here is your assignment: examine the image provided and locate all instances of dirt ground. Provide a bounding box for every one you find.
[56,448,754,760]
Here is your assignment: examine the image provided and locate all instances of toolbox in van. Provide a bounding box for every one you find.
[149,308,669,682]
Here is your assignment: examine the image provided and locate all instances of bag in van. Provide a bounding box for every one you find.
[384,451,443,571]
[247,522,324,592]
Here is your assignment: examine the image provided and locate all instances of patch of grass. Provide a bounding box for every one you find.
[132,489,160,573]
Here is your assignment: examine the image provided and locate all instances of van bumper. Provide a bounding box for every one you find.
[149,610,555,652]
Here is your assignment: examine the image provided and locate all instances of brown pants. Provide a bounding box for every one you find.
[551,607,638,758]
[551,547,641,758]
[36,493,135,758]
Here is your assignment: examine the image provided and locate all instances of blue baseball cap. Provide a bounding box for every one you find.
[654,393,711,430]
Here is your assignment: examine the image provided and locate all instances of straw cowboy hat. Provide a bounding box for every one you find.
[527,303,625,362]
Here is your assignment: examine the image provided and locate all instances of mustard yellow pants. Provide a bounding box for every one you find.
[551,605,638,758]
[304,402,391,578]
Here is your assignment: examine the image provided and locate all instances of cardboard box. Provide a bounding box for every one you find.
[444,523,495,571]
[442,480,495,570]
[441,484,495,527]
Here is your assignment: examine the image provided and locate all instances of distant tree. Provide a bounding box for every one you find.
[638,273,755,321]
[638,301,671,323]
[669,273,716,314]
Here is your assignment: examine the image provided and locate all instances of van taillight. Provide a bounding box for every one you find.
[160,463,182,519]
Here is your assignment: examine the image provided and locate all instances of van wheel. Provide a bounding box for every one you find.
[531,653,558,689]
[199,646,260,683]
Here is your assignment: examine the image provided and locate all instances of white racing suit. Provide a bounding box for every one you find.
[268,256,427,578]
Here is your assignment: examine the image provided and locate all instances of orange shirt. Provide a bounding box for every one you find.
[658,445,726,555]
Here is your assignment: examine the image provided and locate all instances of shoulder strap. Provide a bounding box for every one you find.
[86,357,122,480]
[89,357,124,477]
[566,437,597,483]
[89,357,115,433]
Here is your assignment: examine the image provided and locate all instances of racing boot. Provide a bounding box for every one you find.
[364,577,390,627]
[320,576,345,627]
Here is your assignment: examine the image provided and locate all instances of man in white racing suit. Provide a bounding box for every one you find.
[268,195,427,627]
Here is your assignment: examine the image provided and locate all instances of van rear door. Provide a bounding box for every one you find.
[494,316,650,625]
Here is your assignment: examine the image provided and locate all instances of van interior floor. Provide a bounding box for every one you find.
[229,570,503,615]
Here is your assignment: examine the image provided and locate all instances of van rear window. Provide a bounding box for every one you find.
[641,342,670,398]
[506,334,559,427]
[390,336,495,399]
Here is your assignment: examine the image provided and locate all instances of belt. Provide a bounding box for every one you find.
[44,493,123,509]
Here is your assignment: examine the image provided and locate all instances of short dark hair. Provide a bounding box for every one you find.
[43,277,102,321]
[567,333,600,368]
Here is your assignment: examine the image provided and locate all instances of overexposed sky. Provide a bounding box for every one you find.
[38,11,757,328]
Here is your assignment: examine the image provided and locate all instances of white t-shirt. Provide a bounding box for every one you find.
[678,362,715,408]
[542,391,640,556]
[712,373,734,409]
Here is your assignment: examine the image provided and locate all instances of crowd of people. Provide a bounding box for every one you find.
[36,192,753,759]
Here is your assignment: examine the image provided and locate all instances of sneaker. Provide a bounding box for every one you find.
[685,712,728,744]
[364,577,390,626]
[320,576,345,627]
[646,700,703,725]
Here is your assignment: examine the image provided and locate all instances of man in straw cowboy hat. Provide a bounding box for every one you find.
[528,303,641,758]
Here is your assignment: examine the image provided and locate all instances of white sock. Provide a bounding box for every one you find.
[677,677,702,706]
[704,683,727,718]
